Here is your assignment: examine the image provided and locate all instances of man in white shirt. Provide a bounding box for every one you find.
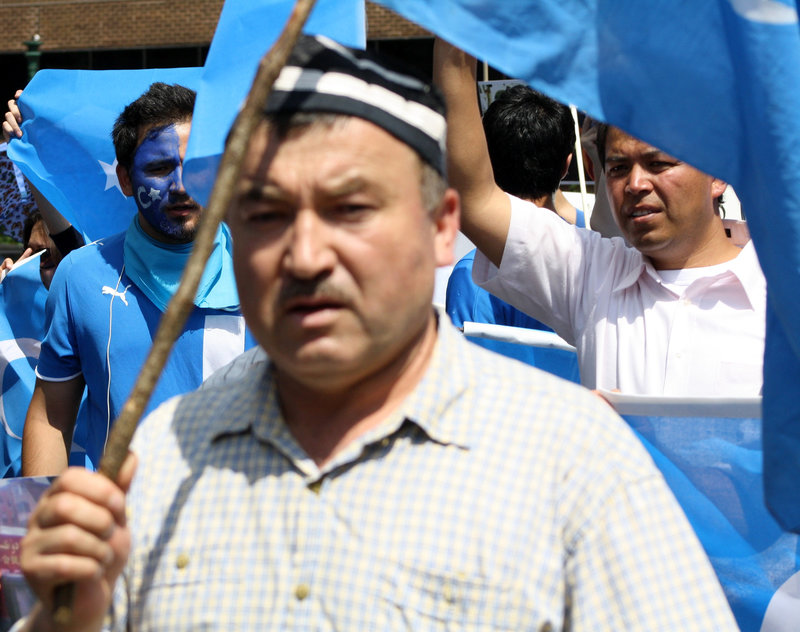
[434,39,765,396]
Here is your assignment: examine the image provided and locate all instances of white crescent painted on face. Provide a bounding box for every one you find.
[137,185,152,208]
[728,0,798,24]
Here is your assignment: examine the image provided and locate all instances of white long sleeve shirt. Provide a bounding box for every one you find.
[473,194,766,396]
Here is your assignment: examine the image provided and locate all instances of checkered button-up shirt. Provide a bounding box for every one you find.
[110,316,736,631]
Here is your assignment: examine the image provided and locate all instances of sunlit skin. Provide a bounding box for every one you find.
[27,220,62,290]
[118,120,201,244]
[228,118,459,405]
[604,128,739,269]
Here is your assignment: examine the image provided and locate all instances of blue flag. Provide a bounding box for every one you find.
[0,257,46,478]
[7,67,202,241]
[183,0,366,207]
[374,0,800,531]
[602,394,800,631]
[0,256,93,476]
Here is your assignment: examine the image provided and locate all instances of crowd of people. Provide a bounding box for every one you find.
[0,32,767,631]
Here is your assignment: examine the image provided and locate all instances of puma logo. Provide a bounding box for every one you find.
[102,285,131,306]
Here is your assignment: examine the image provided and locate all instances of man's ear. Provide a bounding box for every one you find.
[711,177,727,201]
[433,188,461,268]
[116,163,134,197]
[560,153,573,181]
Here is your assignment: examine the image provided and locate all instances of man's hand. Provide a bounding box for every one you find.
[0,247,33,282]
[2,89,24,143]
[20,454,136,632]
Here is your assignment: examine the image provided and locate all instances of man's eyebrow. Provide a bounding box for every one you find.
[240,181,288,199]
[324,176,373,197]
[605,148,673,163]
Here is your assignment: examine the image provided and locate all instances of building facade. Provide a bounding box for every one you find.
[0,1,432,99]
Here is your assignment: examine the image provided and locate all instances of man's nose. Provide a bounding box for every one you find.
[169,164,186,194]
[283,211,336,280]
[625,163,653,194]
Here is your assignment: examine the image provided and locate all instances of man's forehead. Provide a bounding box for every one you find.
[606,128,673,159]
[249,119,419,186]
[135,118,191,149]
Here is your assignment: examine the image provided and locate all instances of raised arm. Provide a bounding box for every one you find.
[4,89,76,237]
[432,38,511,267]
[22,377,85,476]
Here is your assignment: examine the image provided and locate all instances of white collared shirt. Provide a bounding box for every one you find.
[473,193,766,396]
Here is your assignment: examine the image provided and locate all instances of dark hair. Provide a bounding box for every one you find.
[482,85,575,200]
[22,211,43,250]
[111,82,196,169]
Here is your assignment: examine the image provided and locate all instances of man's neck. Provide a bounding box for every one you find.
[528,190,577,225]
[650,229,742,270]
[275,314,439,468]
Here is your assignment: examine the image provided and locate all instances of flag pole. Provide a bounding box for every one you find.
[51,0,318,624]
[569,104,589,216]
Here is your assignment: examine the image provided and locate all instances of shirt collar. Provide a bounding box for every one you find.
[611,240,765,309]
[208,308,475,452]
[720,241,766,310]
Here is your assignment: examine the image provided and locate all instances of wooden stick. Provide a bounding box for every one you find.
[52,0,318,624]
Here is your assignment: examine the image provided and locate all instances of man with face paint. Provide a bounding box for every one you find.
[21,83,251,476]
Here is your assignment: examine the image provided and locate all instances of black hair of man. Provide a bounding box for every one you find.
[111,82,196,170]
[22,211,43,250]
[482,85,575,201]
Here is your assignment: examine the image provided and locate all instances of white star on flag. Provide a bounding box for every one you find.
[99,158,125,196]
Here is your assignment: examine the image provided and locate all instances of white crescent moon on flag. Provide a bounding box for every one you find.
[760,569,800,631]
[728,0,798,24]
[0,337,41,440]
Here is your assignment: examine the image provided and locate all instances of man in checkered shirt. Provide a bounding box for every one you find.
[16,35,737,631]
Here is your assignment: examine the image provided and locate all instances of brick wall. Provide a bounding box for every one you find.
[0,0,224,53]
[0,1,427,55]
[366,2,429,39]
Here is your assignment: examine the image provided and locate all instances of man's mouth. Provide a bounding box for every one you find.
[165,202,200,216]
[629,206,659,219]
[285,297,344,313]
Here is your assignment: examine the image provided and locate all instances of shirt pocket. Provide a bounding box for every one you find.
[131,544,244,631]
[379,561,548,631]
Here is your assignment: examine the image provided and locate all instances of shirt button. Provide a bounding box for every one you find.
[175,553,190,569]
[442,582,455,603]
[295,583,311,600]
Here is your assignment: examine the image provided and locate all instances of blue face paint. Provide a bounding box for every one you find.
[128,122,201,242]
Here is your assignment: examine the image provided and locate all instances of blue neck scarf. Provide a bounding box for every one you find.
[123,216,239,313]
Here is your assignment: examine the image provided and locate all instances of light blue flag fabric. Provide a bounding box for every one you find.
[374,0,800,532]
[0,257,46,478]
[183,0,366,207]
[7,67,203,241]
[610,400,800,631]
[0,256,92,476]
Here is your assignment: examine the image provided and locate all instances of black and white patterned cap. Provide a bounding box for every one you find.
[266,35,448,176]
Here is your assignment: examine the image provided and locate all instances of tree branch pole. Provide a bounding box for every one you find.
[52,0,318,624]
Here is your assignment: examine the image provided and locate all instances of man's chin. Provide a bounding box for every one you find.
[160,218,200,243]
